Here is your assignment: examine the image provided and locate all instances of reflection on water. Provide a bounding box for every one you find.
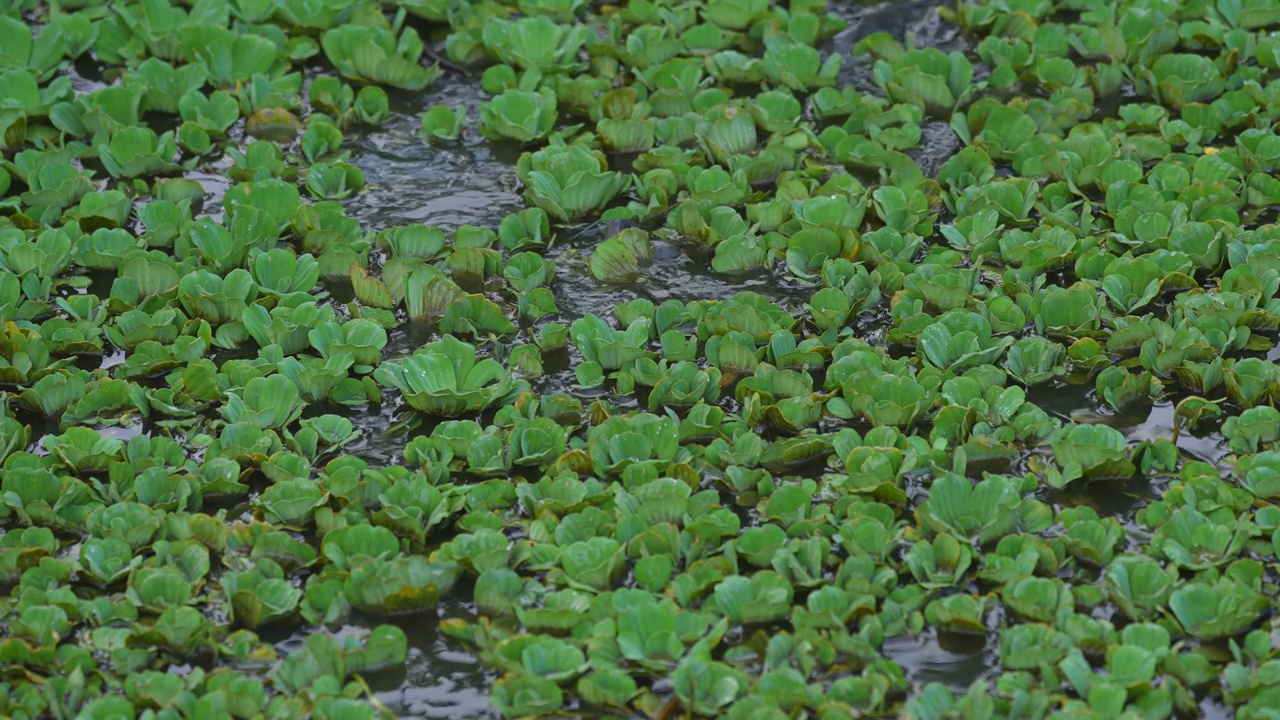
[269,601,498,720]
[830,0,966,97]
[344,75,523,233]
[369,600,501,720]
[1027,385,1230,469]
[1126,400,1230,467]
[883,629,993,696]
[548,234,816,323]
[1200,697,1235,720]
[188,163,235,221]
[1027,383,1231,555]
[314,398,405,467]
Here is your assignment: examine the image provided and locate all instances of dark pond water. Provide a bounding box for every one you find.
[316,1,1234,717]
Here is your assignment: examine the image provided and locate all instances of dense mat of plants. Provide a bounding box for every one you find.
[5,0,1280,717]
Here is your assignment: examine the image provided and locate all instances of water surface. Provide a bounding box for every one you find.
[326,1,1232,715]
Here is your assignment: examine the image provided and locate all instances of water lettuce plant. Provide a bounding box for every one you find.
[516,143,632,221]
[374,335,527,415]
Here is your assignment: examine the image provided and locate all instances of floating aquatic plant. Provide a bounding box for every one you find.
[4,0,1280,718]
